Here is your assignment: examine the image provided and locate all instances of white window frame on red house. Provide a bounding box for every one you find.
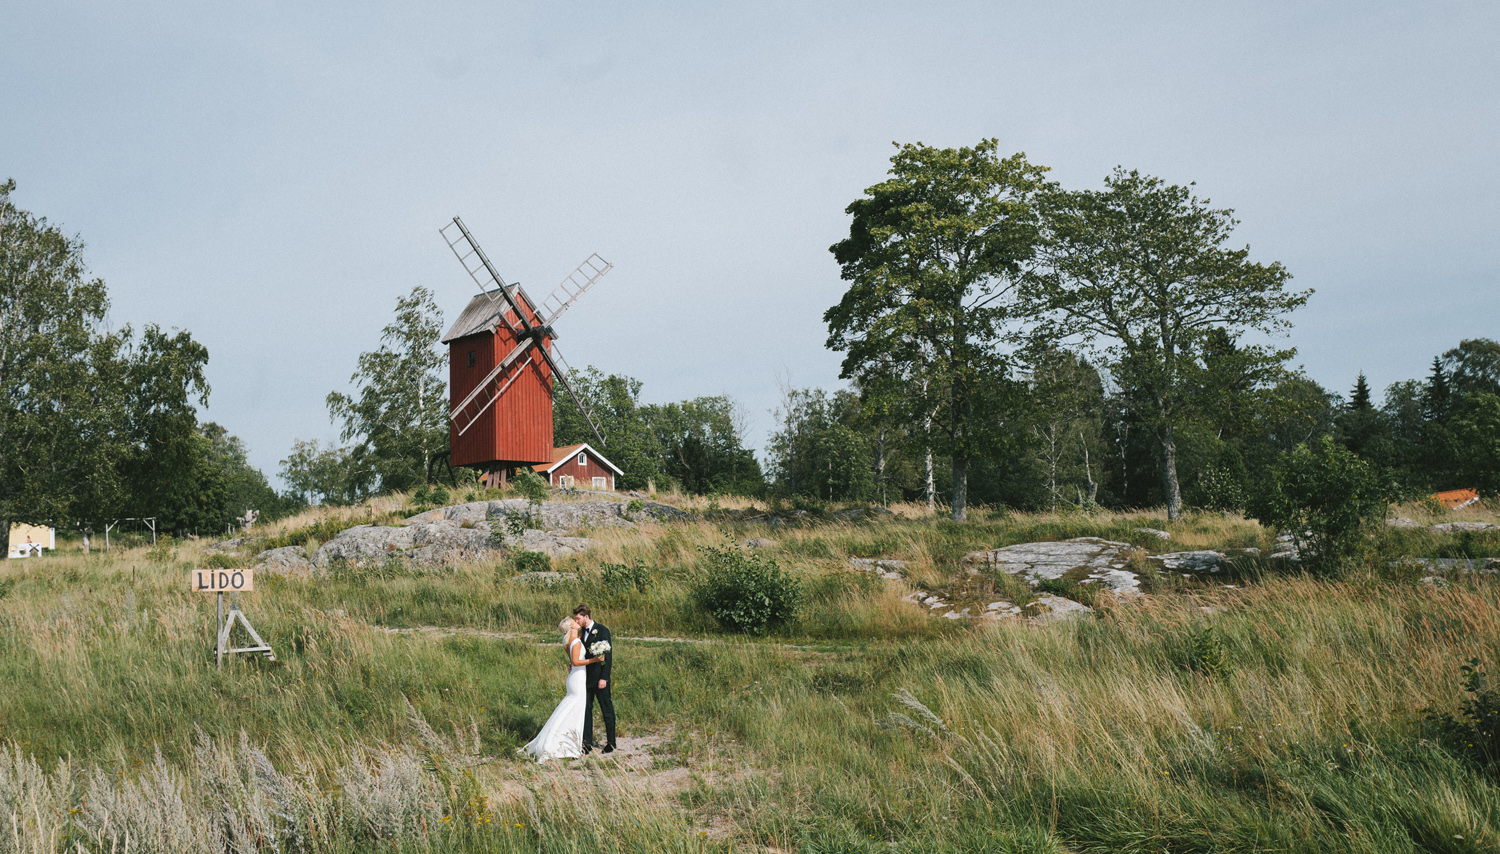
[577,451,586,466]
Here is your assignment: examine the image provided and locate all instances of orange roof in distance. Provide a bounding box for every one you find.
[1432,488,1479,510]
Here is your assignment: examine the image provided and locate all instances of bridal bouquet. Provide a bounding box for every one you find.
[589,640,612,657]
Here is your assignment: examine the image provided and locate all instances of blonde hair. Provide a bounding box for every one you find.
[558,617,577,641]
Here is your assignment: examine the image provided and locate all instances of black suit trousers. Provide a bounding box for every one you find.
[584,680,615,748]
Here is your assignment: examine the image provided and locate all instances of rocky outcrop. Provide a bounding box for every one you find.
[965,537,1144,596]
[1028,594,1094,624]
[404,498,685,530]
[256,546,311,575]
[251,498,686,572]
[1431,521,1500,533]
[850,558,908,580]
[1152,551,1228,574]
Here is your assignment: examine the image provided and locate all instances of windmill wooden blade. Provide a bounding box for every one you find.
[539,254,612,326]
[450,338,534,437]
[441,217,534,334]
[536,342,607,448]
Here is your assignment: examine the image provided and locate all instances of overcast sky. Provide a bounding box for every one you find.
[4,1,1496,486]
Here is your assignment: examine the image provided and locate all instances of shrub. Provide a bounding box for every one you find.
[1426,658,1500,768]
[1251,435,1386,572]
[512,550,551,573]
[511,470,549,502]
[145,537,177,564]
[1173,626,1234,679]
[597,560,651,597]
[693,545,800,635]
[199,551,248,569]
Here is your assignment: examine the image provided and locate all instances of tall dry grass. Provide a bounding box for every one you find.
[2,496,1497,851]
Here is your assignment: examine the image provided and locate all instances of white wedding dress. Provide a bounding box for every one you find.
[521,638,587,761]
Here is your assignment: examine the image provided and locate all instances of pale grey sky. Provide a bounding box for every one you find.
[4,2,1496,485]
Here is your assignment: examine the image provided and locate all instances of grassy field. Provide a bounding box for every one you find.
[1,496,1498,852]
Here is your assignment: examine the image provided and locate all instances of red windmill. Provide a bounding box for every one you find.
[438,217,611,487]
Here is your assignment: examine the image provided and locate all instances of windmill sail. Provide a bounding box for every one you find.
[539,254,612,326]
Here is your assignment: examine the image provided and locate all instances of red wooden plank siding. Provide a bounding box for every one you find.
[448,321,555,468]
[548,450,614,490]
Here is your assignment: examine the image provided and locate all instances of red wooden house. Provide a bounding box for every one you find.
[442,291,554,483]
[533,443,623,492]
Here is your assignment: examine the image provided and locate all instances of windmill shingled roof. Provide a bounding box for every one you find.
[441,287,537,343]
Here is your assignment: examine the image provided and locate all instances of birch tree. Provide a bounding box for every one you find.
[327,286,447,496]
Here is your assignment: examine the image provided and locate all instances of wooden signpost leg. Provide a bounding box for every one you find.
[216,591,224,669]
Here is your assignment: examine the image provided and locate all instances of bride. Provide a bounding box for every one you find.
[521,616,603,761]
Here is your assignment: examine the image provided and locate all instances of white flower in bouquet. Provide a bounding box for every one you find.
[590,639,612,657]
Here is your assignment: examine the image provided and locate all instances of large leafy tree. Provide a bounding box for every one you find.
[554,367,664,491]
[0,179,228,536]
[1022,346,1106,510]
[646,396,764,497]
[1443,338,1500,398]
[327,286,447,496]
[767,387,872,502]
[279,439,358,506]
[1039,168,1309,519]
[555,366,764,495]
[826,140,1049,521]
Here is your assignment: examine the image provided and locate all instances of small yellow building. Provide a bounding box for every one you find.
[8,523,55,558]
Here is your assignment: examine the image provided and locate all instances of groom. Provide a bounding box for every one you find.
[573,604,615,754]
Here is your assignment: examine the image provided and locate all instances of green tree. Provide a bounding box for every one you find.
[1443,338,1500,398]
[554,367,664,491]
[1254,436,1386,573]
[826,140,1049,521]
[327,286,447,497]
[1452,393,1500,493]
[279,439,357,506]
[201,422,289,524]
[1350,373,1373,410]
[1039,168,1309,520]
[767,387,873,502]
[1423,356,1452,422]
[0,180,217,537]
[1022,346,1106,509]
[645,396,764,496]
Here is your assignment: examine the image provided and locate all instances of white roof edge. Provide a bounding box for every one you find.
[540,442,623,476]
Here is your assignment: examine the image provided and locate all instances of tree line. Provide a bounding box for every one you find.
[9,149,1491,532]
[770,140,1497,520]
[0,180,284,541]
[278,288,767,504]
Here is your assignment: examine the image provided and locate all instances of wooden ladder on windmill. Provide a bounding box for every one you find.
[439,217,612,444]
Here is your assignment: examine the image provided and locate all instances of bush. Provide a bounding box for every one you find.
[145,537,177,564]
[1252,436,1387,572]
[1173,626,1234,679]
[597,560,651,597]
[511,470,549,502]
[692,545,801,635]
[512,550,551,573]
[199,551,249,569]
[1426,658,1500,768]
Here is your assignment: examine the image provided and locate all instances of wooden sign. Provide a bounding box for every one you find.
[189,568,254,593]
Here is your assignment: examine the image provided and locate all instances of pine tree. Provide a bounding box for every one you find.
[1423,357,1451,421]
[1350,373,1373,410]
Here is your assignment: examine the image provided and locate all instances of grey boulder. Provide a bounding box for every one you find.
[965,537,1143,596]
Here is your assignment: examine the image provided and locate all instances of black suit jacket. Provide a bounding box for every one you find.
[582,621,612,684]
